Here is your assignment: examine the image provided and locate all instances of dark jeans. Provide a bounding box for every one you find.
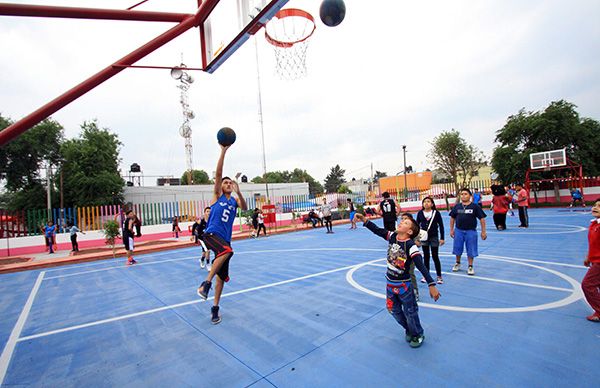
[46,236,54,253]
[422,245,442,277]
[324,216,332,232]
[257,223,267,236]
[518,206,529,227]
[386,281,424,337]
[70,234,79,251]
[493,213,507,230]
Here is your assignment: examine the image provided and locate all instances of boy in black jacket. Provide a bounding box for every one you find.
[354,213,441,348]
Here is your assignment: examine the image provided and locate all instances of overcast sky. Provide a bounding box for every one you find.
[1,0,599,185]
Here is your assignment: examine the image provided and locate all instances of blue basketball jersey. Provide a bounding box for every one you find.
[205,194,238,242]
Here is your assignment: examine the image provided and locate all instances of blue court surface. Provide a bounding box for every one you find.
[1,208,598,387]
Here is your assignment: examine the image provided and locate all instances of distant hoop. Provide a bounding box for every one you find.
[265,9,316,80]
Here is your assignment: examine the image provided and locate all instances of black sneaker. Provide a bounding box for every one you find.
[197,280,212,300]
[409,334,425,348]
[211,306,221,324]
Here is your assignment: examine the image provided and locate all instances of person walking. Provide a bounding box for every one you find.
[515,183,529,228]
[378,191,400,232]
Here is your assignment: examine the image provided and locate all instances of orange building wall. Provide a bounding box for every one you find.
[378,171,433,192]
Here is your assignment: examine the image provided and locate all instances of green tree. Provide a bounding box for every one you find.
[373,170,387,183]
[492,100,600,183]
[428,129,486,190]
[324,165,346,193]
[102,219,121,258]
[251,168,323,195]
[337,184,352,194]
[60,120,124,206]
[181,169,211,185]
[0,115,64,210]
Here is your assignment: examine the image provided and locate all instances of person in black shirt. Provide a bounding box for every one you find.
[378,191,400,232]
[122,210,137,265]
[250,208,260,237]
[449,188,487,276]
[354,212,440,348]
[195,207,210,268]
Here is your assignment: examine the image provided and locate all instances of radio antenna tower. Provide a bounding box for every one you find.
[170,61,195,184]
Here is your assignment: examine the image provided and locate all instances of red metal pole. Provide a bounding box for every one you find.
[0,3,192,22]
[0,0,220,146]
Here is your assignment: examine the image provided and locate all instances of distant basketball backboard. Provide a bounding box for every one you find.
[201,0,289,73]
[529,148,567,170]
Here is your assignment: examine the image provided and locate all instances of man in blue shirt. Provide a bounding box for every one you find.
[473,188,483,208]
[449,188,487,276]
[197,144,248,324]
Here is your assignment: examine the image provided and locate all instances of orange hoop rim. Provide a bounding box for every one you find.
[265,8,316,49]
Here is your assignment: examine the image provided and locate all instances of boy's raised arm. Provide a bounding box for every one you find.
[354,213,390,241]
[212,145,229,203]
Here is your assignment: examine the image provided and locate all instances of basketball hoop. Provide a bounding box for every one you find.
[265,9,316,80]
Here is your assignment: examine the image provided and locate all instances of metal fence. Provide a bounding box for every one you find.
[2,177,597,238]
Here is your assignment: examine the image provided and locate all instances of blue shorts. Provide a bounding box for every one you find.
[350,211,356,221]
[452,228,478,258]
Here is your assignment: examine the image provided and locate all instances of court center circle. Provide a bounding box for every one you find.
[345,254,584,313]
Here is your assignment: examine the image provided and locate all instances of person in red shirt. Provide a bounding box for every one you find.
[514,183,529,228]
[582,199,600,322]
[491,185,511,230]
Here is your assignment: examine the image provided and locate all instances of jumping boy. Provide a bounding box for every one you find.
[354,213,440,348]
[582,199,600,322]
[450,188,487,276]
[197,144,248,324]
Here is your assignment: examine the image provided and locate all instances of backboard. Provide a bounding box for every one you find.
[529,148,567,170]
[201,0,289,73]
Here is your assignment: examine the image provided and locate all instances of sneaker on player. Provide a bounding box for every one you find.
[197,280,212,300]
[436,276,444,284]
[452,262,461,272]
[586,312,600,322]
[200,258,205,269]
[211,306,221,324]
[420,278,426,283]
[127,259,137,266]
[467,265,475,276]
[409,334,425,348]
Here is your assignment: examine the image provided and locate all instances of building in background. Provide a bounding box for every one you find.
[124,182,309,205]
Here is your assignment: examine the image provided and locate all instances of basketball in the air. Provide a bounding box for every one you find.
[319,0,346,27]
[217,127,236,146]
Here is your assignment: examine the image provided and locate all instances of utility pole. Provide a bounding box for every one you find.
[370,162,374,193]
[402,145,408,199]
[46,162,52,220]
[254,36,270,202]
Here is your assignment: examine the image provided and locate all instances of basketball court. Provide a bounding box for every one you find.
[1,208,597,386]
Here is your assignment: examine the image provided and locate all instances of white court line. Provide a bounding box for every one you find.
[412,252,587,270]
[43,248,384,280]
[0,271,45,385]
[43,247,199,273]
[44,255,198,280]
[367,263,572,292]
[478,254,586,269]
[18,263,360,342]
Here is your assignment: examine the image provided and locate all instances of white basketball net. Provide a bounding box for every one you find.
[265,9,316,80]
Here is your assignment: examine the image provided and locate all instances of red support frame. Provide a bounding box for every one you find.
[525,157,585,200]
[0,0,221,146]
